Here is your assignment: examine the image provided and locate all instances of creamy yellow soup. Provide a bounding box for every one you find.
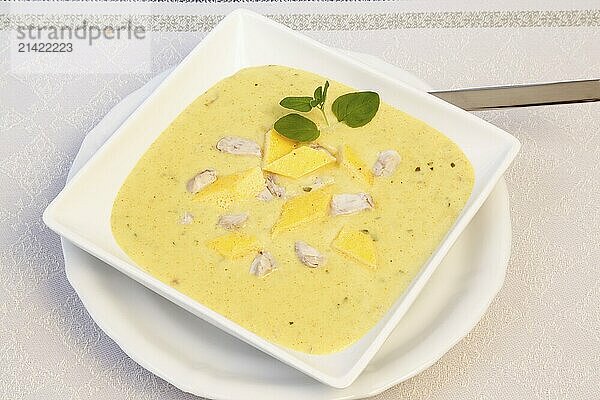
[111,65,474,354]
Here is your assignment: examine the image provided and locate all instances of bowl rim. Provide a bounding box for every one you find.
[43,8,520,388]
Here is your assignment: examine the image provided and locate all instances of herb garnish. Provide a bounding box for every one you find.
[273,113,320,142]
[279,96,314,112]
[312,81,330,126]
[331,91,379,128]
[274,80,380,142]
[280,81,330,125]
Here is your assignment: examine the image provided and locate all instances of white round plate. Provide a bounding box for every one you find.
[62,52,511,399]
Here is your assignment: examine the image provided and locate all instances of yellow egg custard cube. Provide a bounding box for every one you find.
[194,166,265,204]
[272,188,332,234]
[332,226,377,268]
[339,144,373,186]
[206,232,259,259]
[263,129,299,165]
[264,146,336,179]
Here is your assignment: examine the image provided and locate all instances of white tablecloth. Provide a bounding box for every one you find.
[1,1,599,399]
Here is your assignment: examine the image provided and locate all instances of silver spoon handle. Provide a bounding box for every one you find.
[429,79,600,111]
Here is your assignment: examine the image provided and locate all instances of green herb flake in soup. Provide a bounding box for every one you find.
[110,65,474,354]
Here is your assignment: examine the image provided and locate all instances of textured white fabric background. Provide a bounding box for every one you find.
[1,1,599,399]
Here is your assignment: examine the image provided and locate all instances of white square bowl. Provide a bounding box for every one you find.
[43,9,520,389]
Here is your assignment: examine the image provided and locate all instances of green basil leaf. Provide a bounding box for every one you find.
[331,91,380,128]
[322,81,329,104]
[273,113,320,142]
[314,86,323,102]
[280,96,314,112]
[309,98,319,107]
